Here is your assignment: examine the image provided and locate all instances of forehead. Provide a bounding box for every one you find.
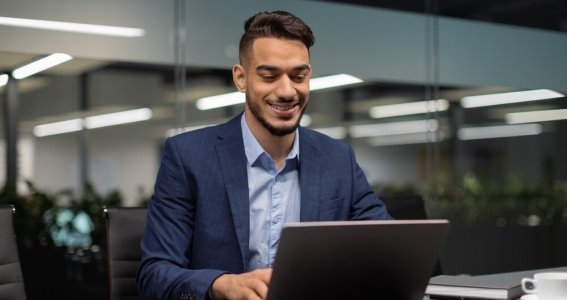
[247,37,309,67]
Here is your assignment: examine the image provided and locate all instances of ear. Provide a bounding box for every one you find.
[232,64,246,92]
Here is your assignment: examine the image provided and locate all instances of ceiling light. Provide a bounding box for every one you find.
[457,124,542,140]
[349,119,438,138]
[312,126,347,139]
[196,92,244,110]
[12,53,72,79]
[506,109,567,124]
[309,74,363,91]
[369,99,449,119]
[367,132,444,147]
[0,74,8,87]
[196,74,363,110]
[0,16,145,37]
[461,89,563,108]
[34,108,152,137]
[33,118,83,137]
[84,108,152,129]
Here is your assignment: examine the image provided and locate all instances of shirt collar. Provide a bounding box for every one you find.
[241,113,300,166]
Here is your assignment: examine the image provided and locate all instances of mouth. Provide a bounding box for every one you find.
[268,102,299,112]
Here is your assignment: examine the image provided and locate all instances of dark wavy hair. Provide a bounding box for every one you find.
[239,11,315,63]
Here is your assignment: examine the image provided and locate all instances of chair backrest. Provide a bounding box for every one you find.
[380,196,443,276]
[104,207,147,300]
[380,195,429,220]
[0,205,27,300]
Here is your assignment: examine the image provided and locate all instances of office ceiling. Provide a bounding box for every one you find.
[317,0,567,32]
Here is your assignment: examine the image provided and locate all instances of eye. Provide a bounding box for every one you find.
[292,75,306,82]
[258,72,278,81]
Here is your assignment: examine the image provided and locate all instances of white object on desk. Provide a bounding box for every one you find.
[521,294,538,300]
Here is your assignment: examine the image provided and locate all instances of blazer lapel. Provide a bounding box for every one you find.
[299,128,321,221]
[215,115,250,269]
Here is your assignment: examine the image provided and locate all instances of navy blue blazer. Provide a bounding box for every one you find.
[137,114,391,300]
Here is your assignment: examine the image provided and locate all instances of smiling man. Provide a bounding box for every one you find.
[138,11,391,300]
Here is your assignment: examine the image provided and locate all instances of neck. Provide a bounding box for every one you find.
[245,114,295,170]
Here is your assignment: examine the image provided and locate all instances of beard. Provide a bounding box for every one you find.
[247,96,307,137]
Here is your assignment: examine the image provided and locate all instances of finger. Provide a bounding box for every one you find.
[254,268,273,285]
[249,278,269,299]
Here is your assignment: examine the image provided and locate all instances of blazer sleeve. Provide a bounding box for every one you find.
[347,145,393,221]
[137,137,226,300]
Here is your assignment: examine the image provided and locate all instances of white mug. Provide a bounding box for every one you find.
[521,272,567,300]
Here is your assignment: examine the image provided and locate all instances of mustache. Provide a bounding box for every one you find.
[266,97,304,104]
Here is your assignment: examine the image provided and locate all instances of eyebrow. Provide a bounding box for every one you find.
[256,64,311,72]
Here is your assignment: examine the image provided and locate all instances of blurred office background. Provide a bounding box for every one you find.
[1,0,566,299]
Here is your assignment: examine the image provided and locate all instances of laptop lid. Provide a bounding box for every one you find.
[266,219,450,300]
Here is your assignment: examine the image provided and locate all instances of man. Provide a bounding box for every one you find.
[138,11,391,300]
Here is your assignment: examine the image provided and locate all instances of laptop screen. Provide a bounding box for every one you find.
[266,220,449,300]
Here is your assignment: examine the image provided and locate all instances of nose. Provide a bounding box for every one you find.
[275,76,297,100]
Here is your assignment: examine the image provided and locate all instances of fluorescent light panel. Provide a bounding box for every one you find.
[33,108,152,137]
[196,74,363,110]
[506,109,567,124]
[0,74,8,87]
[85,108,152,129]
[457,124,542,140]
[12,53,72,79]
[461,89,563,108]
[369,99,449,119]
[196,92,244,110]
[309,74,362,91]
[33,118,83,137]
[367,132,443,147]
[349,119,439,138]
[0,16,145,37]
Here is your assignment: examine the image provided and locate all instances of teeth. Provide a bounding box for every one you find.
[271,104,295,111]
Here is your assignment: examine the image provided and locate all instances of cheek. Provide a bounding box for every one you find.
[298,85,310,98]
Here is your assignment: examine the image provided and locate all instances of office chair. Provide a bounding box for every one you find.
[380,195,429,220]
[0,205,27,300]
[104,207,147,300]
[380,195,443,276]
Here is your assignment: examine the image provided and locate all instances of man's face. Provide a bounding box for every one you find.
[234,37,311,137]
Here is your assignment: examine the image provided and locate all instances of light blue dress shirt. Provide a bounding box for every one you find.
[241,114,301,271]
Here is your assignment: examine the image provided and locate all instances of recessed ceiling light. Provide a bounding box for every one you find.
[506,108,567,124]
[461,89,563,108]
[457,124,542,140]
[0,16,145,37]
[33,108,152,137]
[369,99,449,118]
[12,53,72,79]
[0,74,8,87]
[349,119,438,138]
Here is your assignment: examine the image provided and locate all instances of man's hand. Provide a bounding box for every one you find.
[211,268,272,300]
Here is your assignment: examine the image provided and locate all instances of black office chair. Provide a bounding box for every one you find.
[104,207,147,300]
[380,195,443,276]
[0,205,27,300]
[380,195,429,220]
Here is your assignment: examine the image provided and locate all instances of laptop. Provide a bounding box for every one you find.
[266,219,450,300]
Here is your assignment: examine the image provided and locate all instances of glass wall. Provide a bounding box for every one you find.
[1,0,566,299]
